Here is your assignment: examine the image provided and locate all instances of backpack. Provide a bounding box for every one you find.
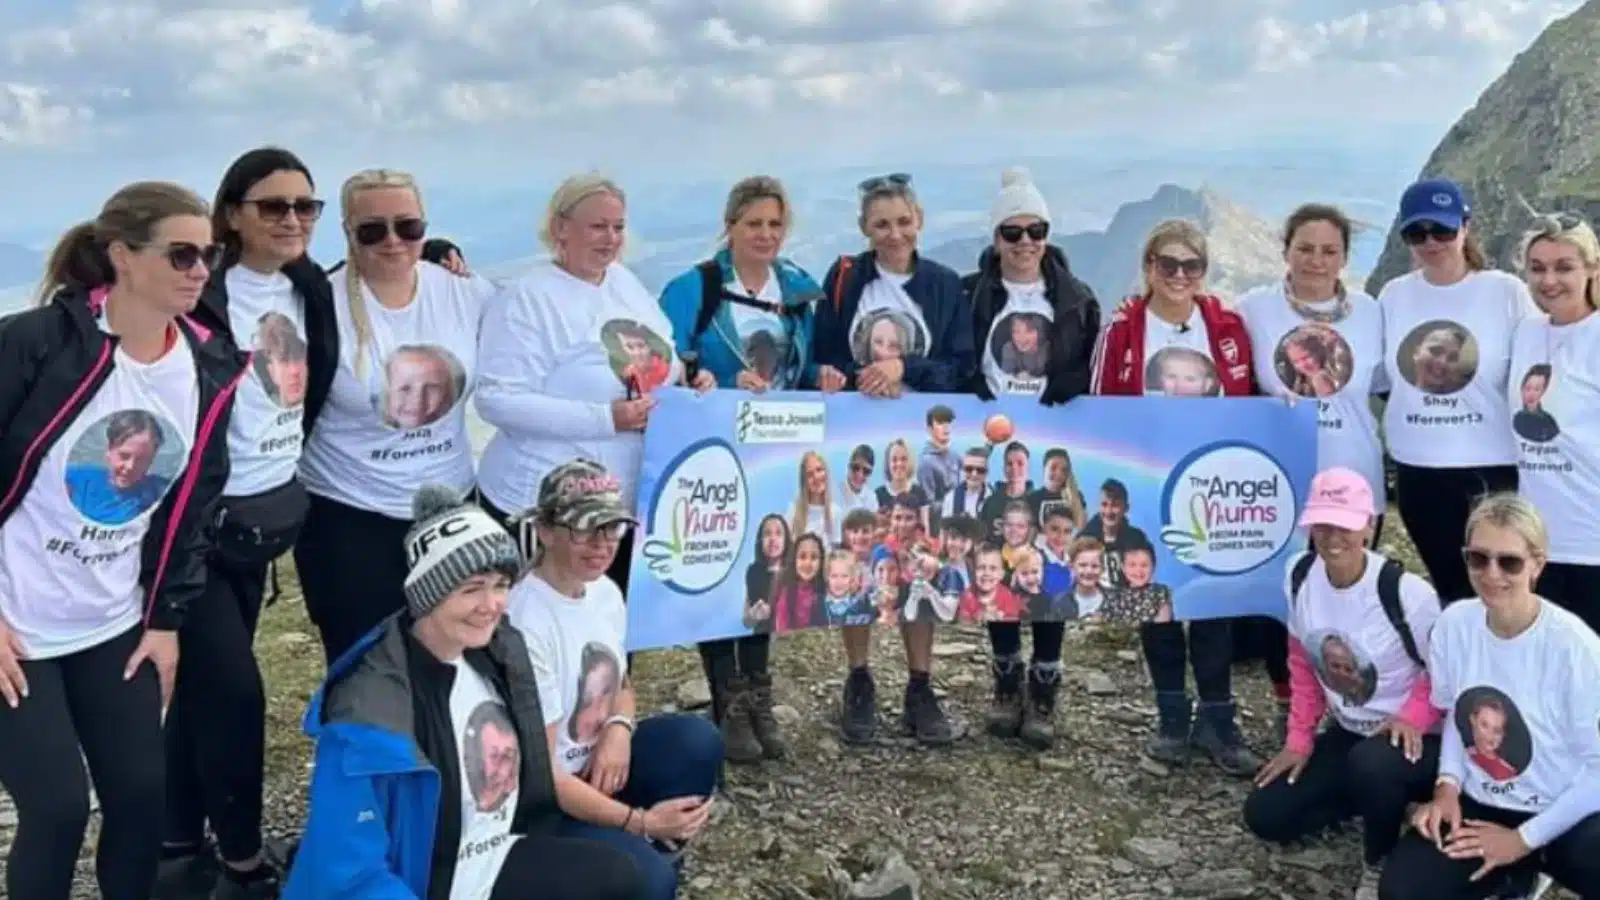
[1288,551,1425,668]
[690,259,804,345]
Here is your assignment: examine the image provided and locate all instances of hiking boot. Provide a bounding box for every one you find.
[746,672,790,760]
[1353,862,1381,900]
[839,667,878,745]
[154,841,221,900]
[1144,691,1192,765]
[720,675,764,764]
[1019,662,1061,750]
[901,677,955,746]
[211,865,282,900]
[1191,700,1263,777]
[984,654,1024,739]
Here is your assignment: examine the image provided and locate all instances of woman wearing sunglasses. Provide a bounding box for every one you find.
[1380,493,1600,900]
[1091,219,1262,777]
[0,182,247,900]
[658,176,817,763]
[1378,179,1539,606]
[810,173,975,751]
[297,168,495,666]
[1508,214,1600,635]
[963,167,1099,750]
[153,147,337,899]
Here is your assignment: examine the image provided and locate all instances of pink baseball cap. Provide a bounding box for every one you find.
[1298,467,1375,531]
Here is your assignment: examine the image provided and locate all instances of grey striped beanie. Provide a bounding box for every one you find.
[402,485,522,618]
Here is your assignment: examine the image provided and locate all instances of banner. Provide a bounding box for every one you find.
[623,389,1318,651]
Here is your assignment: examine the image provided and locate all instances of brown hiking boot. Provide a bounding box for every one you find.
[1018,663,1061,750]
[746,672,790,759]
[984,655,1024,738]
[721,675,764,764]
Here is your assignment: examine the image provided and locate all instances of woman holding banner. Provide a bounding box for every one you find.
[811,173,974,749]
[962,167,1101,751]
[1090,219,1262,777]
[658,175,821,764]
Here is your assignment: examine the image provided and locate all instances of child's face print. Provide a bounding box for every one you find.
[974,552,1003,592]
[962,456,987,488]
[1099,493,1125,528]
[267,353,310,406]
[794,540,822,581]
[873,511,891,543]
[1414,329,1462,388]
[1043,517,1071,553]
[107,431,158,490]
[621,332,652,366]
[1002,511,1030,547]
[943,533,971,562]
[827,559,855,597]
[928,419,951,447]
[1071,550,1102,588]
[803,455,828,497]
[888,444,911,480]
[869,318,904,362]
[1161,355,1212,397]
[848,456,872,489]
[891,507,917,540]
[1045,457,1067,490]
[573,660,619,743]
[1016,561,1042,592]
[1521,373,1548,410]
[845,526,872,557]
[1004,450,1028,487]
[873,558,899,590]
[916,549,940,579]
[1123,550,1153,587]
[1010,316,1040,353]
[1471,705,1506,755]
[759,519,786,561]
[1322,640,1362,694]
[387,350,454,429]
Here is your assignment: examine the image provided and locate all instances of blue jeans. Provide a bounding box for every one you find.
[557,714,724,899]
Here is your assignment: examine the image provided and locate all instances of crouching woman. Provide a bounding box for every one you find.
[284,486,650,900]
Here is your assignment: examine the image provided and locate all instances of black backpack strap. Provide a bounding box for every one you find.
[1376,559,1426,668]
[1287,550,1316,606]
[692,259,723,344]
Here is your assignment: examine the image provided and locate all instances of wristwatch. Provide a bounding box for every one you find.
[602,714,636,734]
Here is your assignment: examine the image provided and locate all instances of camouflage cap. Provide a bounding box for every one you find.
[536,459,637,531]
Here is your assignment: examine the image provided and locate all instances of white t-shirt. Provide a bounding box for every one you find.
[223,266,308,497]
[476,262,680,515]
[720,268,799,390]
[851,266,930,373]
[838,480,876,517]
[1238,284,1388,500]
[0,330,198,659]
[983,280,1053,398]
[508,572,630,776]
[1431,598,1600,847]
[1286,551,1441,736]
[1075,589,1104,618]
[1379,270,1539,467]
[298,262,487,519]
[1142,306,1220,397]
[447,657,521,900]
[1509,312,1600,564]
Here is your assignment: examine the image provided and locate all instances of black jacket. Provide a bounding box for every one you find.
[0,288,249,631]
[190,256,339,439]
[815,250,977,392]
[963,245,1102,405]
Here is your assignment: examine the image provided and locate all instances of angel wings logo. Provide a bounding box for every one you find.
[639,438,748,594]
[1158,441,1297,576]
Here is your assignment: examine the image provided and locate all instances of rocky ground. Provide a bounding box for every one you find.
[0,516,1576,899]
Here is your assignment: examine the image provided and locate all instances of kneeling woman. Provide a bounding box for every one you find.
[1243,468,1442,899]
[285,487,650,900]
[1380,493,1600,900]
[510,460,725,900]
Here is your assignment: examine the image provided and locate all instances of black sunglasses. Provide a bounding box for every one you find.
[850,462,872,475]
[158,242,223,272]
[353,216,427,247]
[243,197,325,222]
[858,172,912,193]
[963,465,988,475]
[1152,254,1206,278]
[997,222,1049,243]
[1462,547,1529,576]
[1401,222,1459,245]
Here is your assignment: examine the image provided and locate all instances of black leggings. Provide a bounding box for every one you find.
[1394,463,1516,603]
[1142,618,1233,702]
[1537,561,1600,637]
[293,493,411,666]
[1380,795,1600,898]
[987,620,1064,664]
[698,636,772,721]
[487,832,648,900]
[164,555,270,863]
[0,627,163,900]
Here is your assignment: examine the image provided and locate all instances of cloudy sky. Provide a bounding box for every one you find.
[0,0,1583,236]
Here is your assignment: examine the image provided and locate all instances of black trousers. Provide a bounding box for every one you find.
[293,493,412,666]
[1244,726,1439,864]
[1537,561,1600,637]
[697,636,772,723]
[163,555,270,862]
[0,627,164,900]
[1394,463,1516,603]
[487,831,649,899]
[987,620,1065,664]
[1380,795,1600,899]
[1142,618,1233,702]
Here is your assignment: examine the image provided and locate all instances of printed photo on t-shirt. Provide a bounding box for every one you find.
[737,319,788,385]
[1453,686,1533,783]
[462,700,520,814]
[378,344,467,430]
[1305,628,1378,706]
[64,410,184,527]
[1274,324,1354,398]
[1397,320,1479,395]
[988,311,1051,379]
[600,318,673,394]
[569,642,623,745]
[850,309,928,366]
[251,312,309,409]
[1144,347,1220,397]
[1513,363,1560,443]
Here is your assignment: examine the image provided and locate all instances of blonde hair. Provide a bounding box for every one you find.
[825,548,859,576]
[38,181,209,305]
[539,173,627,262]
[1009,545,1042,571]
[720,176,790,247]
[1140,219,1208,295]
[340,168,423,380]
[791,451,835,541]
[1519,214,1600,310]
[858,180,922,238]
[1465,492,1549,559]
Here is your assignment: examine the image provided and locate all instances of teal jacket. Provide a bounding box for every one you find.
[658,249,821,389]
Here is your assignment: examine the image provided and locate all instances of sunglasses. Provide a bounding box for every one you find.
[157,242,223,272]
[963,465,988,475]
[850,463,873,476]
[997,222,1049,243]
[243,197,325,222]
[1401,222,1459,245]
[1152,254,1206,278]
[1462,547,1529,576]
[353,216,427,247]
[858,172,912,193]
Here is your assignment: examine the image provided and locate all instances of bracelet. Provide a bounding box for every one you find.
[622,808,635,833]
[602,714,636,735]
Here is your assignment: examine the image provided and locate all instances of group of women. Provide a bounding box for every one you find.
[0,138,1596,900]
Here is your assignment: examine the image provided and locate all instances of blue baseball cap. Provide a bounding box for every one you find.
[1397,178,1469,231]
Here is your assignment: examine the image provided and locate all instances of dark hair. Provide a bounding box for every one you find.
[941,514,982,540]
[1283,203,1353,255]
[1101,478,1129,507]
[106,409,163,449]
[850,444,875,466]
[1043,447,1068,465]
[1524,363,1552,384]
[926,404,954,426]
[422,238,463,267]
[38,181,210,305]
[964,445,989,460]
[842,509,877,533]
[212,147,314,268]
[1004,441,1029,459]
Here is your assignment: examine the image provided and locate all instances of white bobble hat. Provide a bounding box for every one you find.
[989,166,1050,231]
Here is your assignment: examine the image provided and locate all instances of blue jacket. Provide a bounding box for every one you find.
[658,249,822,390]
[815,251,975,392]
[283,616,560,900]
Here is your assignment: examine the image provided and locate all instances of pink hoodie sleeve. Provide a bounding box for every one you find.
[1397,671,1442,732]
[1285,636,1328,756]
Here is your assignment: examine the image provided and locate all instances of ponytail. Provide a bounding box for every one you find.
[36,222,112,306]
[346,247,372,380]
[1463,227,1489,272]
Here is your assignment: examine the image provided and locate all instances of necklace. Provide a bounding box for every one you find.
[1284,278,1351,324]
